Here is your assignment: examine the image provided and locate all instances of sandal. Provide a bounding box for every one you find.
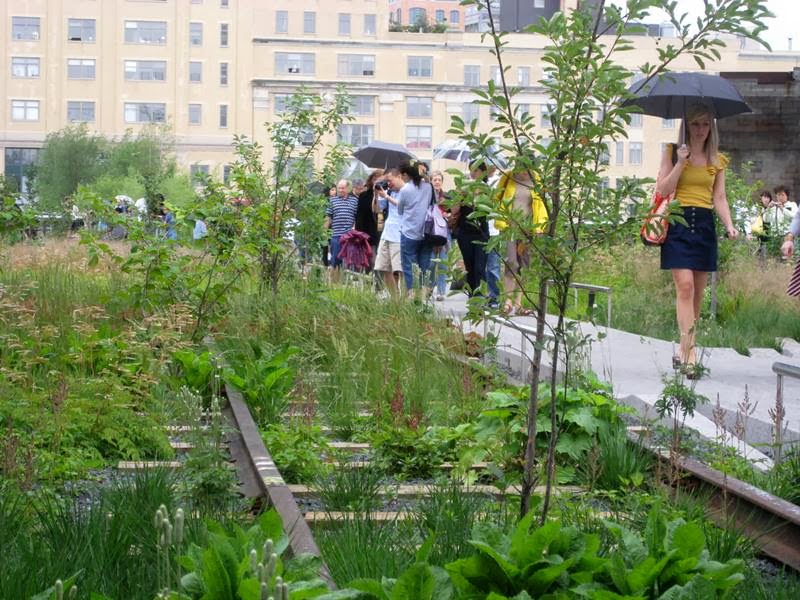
[515,307,533,317]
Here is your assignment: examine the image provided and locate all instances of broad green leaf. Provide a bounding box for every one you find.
[390,563,436,600]
[200,546,233,600]
[347,577,388,599]
[237,577,261,600]
[181,572,205,596]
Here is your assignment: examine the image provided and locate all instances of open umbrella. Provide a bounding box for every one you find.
[622,72,751,120]
[433,139,507,168]
[353,140,416,169]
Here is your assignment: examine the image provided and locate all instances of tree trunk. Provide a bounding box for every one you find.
[519,277,549,517]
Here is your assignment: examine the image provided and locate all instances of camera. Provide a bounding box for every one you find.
[375,180,390,191]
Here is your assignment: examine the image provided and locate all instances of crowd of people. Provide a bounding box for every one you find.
[320,158,548,311]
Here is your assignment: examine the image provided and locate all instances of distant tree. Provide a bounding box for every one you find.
[31,124,105,213]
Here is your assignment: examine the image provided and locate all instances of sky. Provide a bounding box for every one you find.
[616,0,799,51]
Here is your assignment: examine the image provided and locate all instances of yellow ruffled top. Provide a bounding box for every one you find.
[668,143,729,209]
[493,172,547,233]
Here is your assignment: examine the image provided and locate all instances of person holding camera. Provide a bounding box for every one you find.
[763,185,796,258]
[355,169,384,270]
[372,170,404,298]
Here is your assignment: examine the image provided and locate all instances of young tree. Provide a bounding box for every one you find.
[31,124,105,214]
[229,87,352,296]
[452,0,771,519]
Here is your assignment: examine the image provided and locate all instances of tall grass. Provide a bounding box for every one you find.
[315,515,416,584]
[572,242,800,351]
[218,282,484,429]
[0,469,181,599]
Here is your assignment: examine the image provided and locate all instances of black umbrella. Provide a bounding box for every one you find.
[622,72,751,120]
[353,140,417,169]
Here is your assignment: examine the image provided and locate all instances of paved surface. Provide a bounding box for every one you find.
[434,294,800,467]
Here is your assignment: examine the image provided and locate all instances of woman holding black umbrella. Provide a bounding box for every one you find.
[656,103,738,377]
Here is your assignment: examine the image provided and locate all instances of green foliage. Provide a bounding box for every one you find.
[176,509,324,599]
[87,173,146,205]
[459,375,628,484]
[370,426,450,480]
[261,423,330,484]
[0,176,34,241]
[31,124,106,214]
[173,350,217,399]
[224,344,299,428]
[585,424,653,491]
[315,464,385,513]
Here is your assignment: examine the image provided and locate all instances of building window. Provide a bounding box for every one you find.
[363,14,376,35]
[518,103,530,117]
[274,94,289,113]
[276,52,315,75]
[67,58,96,80]
[188,61,202,83]
[600,144,610,165]
[534,0,545,8]
[347,96,374,117]
[12,17,40,41]
[463,102,479,124]
[220,62,228,85]
[191,164,210,183]
[518,66,531,86]
[220,0,229,7]
[464,65,480,86]
[409,8,427,26]
[67,101,95,122]
[125,60,166,81]
[338,124,374,147]
[663,118,675,128]
[435,10,445,23]
[124,102,166,123]
[629,142,643,165]
[616,141,624,165]
[188,103,202,125]
[406,96,432,118]
[338,13,351,35]
[304,12,316,34]
[11,57,40,78]
[489,65,501,84]
[125,21,167,44]
[407,56,432,78]
[541,105,552,128]
[223,164,232,183]
[337,54,375,77]
[450,10,460,24]
[276,10,288,33]
[220,23,229,47]
[406,126,432,150]
[629,113,643,128]
[11,100,40,121]
[68,18,96,42]
[190,22,203,46]
[219,104,228,127]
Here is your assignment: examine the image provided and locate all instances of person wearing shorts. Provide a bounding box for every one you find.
[372,169,404,298]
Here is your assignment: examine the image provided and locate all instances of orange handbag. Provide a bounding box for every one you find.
[640,192,671,246]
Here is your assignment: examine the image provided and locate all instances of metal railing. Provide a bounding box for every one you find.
[771,362,799,465]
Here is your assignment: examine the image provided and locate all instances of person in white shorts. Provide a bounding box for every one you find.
[372,169,404,298]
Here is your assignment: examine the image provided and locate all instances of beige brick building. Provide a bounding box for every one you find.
[2,0,798,194]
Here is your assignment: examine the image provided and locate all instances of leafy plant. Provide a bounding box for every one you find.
[166,509,330,599]
[587,423,653,491]
[224,344,299,428]
[173,350,217,399]
[261,423,330,484]
[370,426,449,480]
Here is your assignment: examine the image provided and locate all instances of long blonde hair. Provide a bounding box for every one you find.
[678,103,720,167]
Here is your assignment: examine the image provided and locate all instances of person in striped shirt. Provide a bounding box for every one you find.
[324,179,359,273]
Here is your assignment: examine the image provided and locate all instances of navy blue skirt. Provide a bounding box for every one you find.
[660,206,717,272]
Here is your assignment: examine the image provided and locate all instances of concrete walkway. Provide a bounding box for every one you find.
[435,294,800,467]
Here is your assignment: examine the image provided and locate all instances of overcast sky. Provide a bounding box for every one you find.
[617,0,799,51]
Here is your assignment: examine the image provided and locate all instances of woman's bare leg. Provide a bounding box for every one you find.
[672,269,696,363]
